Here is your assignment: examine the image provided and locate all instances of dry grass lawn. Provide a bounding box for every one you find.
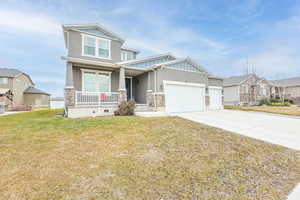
[225,105,300,117]
[0,109,299,200]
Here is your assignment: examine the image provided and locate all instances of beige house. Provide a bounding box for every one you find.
[0,68,50,110]
[62,23,223,118]
[270,77,300,105]
[223,74,270,106]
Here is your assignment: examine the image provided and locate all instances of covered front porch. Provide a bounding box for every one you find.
[64,61,154,109]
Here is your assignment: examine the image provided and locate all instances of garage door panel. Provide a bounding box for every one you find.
[164,81,205,113]
[209,87,223,110]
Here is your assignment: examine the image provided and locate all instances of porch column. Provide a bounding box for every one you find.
[64,62,75,107]
[147,71,152,92]
[118,67,127,103]
[65,62,74,88]
[146,71,153,107]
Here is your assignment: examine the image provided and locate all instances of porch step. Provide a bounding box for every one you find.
[135,104,149,112]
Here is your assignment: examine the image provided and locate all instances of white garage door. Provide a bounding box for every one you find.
[164,81,205,113]
[209,86,223,110]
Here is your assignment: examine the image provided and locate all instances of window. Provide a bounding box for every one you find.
[83,36,96,56]
[261,85,267,96]
[0,77,8,84]
[98,39,110,58]
[83,72,97,92]
[242,85,249,93]
[82,34,110,59]
[121,50,134,61]
[82,70,111,92]
[98,73,110,92]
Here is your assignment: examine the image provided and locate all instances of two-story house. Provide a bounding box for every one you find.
[62,24,223,118]
[0,68,50,111]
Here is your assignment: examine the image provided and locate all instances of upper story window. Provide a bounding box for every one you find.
[82,34,111,59]
[121,50,134,61]
[0,77,8,84]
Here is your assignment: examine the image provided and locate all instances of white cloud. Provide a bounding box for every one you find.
[0,9,61,35]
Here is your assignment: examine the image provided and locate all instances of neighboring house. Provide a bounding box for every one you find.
[0,68,50,110]
[223,74,270,106]
[269,77,300,105]
[62,23,223,118]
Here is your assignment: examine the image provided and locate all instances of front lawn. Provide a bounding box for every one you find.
[225,105,300,117]
[0,109,299,199]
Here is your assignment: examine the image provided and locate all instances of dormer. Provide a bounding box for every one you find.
[120,47,140,61]
[62,24,126,63]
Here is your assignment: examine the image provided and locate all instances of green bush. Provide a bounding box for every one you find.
[115,100,136,116]
[270,99,294,104]
[259,98,271,106]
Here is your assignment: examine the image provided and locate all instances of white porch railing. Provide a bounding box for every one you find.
[75,91,119,106]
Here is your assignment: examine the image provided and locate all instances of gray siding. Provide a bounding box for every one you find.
[156,68,208,92]
[133,73,148,104]
[223,86,240,105]
[68,30,122,63]
[72,65,119,92]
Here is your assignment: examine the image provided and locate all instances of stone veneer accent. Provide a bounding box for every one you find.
[64,88,75,107]
[147,92,165,108]
[118,90,127,103]
[205,95,210,106]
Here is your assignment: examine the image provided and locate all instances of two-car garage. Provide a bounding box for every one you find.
[163,81,222,113]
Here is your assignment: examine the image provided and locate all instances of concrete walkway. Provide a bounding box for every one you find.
[177,110,300,151]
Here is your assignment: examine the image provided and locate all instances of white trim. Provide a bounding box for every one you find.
[81,34,111,60]
[62,23,125,43]
[208,86,222,90]
[61,56,118,68]
[162,66,208,74]
[121,47,140,54]
[81,69,112,92]
[163,80,206,88]
[123,66,148,71]
[117,53,176,65]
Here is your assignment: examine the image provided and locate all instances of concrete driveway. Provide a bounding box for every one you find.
[177,110,300,151]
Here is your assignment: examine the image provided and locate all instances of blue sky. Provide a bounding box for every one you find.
[1,0,300,97]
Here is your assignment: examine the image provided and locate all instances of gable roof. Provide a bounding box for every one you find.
[0,68,34,85]
[0,68,23,77]
[62,23,125,47]
[270,77,300,87]
[154,57,207,73]
[223,74,255,87]
[121,47,140,54]
[24,86,49,95]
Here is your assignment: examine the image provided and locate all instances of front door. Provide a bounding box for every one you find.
[125,77,132,100]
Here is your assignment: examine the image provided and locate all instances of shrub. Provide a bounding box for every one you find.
[259,98,271,106]
[115,100,136,116]
[270,99,294,104]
